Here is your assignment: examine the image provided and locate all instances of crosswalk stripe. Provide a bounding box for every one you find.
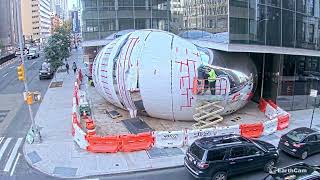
[10,153,20,176]
[0,138,12,161]
[0,137,4,145]
[4,138,23,172]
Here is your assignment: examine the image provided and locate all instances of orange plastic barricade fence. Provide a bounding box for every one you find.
[87,129,96,136]
[277,114,290,130]
[268,100,277,109]
[240,123,264,138]
[259,98,267,112]
[86,135,120,153]
[119,132,154,152]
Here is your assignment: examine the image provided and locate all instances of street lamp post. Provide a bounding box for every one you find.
[16,0,41,143]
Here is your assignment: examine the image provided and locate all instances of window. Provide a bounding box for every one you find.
[206,149,227,161]
[229,146,247,158]
[306,135,316,142]
[308,24,315,43]
[247,146,261,156]
[189,144,205,160]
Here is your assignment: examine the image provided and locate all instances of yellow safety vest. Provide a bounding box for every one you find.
[208,69,216,82]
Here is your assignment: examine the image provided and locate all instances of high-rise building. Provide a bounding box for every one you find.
[21,0,52,44]
[51,0,69,20]
[81,0,320,112]
[0,0,19,52]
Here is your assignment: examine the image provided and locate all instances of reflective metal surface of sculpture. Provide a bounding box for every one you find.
[92,30,257,121]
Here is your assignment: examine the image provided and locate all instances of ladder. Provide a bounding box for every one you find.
[192,76,230,129]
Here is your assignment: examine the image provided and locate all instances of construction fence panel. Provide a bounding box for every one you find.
[154,130,185,148]
[186,128,215,146]
[262,118,278,136]
[73,123,89,149]
[265,103,278,119]
[215,125,240,136]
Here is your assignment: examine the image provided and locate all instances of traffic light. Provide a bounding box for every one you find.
[17,64,25,81]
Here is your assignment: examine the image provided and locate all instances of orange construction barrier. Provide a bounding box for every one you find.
[259,98,267,112]
[277,113,290,130]
[240,123,264,138]
[86,121,95,130]
[86,135,120,153]
[268,100,277,109]
[119,132,154,152]
[87,129,96,136]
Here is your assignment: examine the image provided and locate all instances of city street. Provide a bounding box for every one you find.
[0,55,53,179]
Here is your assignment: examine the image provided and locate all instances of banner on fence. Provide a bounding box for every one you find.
[154,130,185,148]
[186,128,215,146]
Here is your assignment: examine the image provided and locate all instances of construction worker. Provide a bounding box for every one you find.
[208,68,217,95]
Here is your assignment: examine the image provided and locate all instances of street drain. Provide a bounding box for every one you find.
[49,81,63,88]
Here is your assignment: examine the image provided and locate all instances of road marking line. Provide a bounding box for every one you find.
[4,138,23,172]
[0,137,4,145]
[10,153,20,176]
[0,138,12,161]
[31,61,36,66]
[3,73,8,78]
[9,66,15,69]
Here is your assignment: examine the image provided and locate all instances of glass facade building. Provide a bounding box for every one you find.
[82,0,320,111]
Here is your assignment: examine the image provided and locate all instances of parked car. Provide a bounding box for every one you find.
[278,127,320,160]
[27,47,40,59]
[39,62,54,80]
[264,162,320,180]
[184,134,279,180]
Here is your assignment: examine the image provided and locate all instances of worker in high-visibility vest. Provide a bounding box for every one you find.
[208,68,217,95]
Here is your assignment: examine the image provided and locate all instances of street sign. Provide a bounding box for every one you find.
[310,89,318,97]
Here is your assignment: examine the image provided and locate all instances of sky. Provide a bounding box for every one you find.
[68,0,77,10]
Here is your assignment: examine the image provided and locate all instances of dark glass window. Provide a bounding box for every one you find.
[256,4,267,45]
[282,10,295,47]
[283,0,295,10]
[119,19,134,30]
[206,149,227,161]
[266,6,281,46]
[306,135,317,142]
[296,0,307,13]
[247,146,261,156]
[308,24,315,43]
[230,17,248,35]
[189,143,205,160]
[229,146,247,158]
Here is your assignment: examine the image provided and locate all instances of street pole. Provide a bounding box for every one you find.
[310,79,319,129]
[16,0,41,143]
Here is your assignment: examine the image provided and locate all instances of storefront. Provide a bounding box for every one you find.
[251,53,320,111]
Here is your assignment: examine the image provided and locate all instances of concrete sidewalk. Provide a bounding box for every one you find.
[23,49,320,178]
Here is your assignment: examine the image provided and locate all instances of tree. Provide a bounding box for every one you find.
[44,23,72,71]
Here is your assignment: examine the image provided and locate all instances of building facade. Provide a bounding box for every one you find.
[51,0,69,20]
[0,0,19,53]
[82,0,320,111]
[21,0,52,44]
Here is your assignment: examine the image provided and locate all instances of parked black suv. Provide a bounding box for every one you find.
[184,134,279,180]
[278,127,320,160]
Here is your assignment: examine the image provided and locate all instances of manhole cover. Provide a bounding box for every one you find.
[27,151,42,164]
[57,69,67,73]
[50,81,63,88]
[0,110,10,123]
[122,117,153,134]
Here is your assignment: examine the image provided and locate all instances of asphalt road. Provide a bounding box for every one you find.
[97,151,320,180]
[0,55,54,179]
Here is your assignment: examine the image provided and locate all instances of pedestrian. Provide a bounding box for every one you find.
[72,62,77,75]
[208,68,217,95]
[65,62,69,74]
